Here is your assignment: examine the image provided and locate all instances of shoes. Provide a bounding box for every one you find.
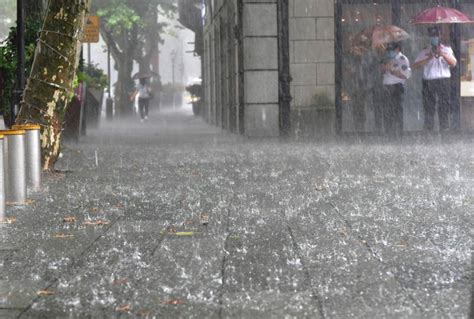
[144,116,148,121]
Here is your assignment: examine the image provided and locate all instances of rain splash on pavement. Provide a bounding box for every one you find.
[0,107,472,318]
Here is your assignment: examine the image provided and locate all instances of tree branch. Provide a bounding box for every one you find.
[100,27,123,63]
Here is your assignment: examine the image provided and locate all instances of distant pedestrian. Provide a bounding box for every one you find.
[381,42,411,139]
[133,78,152,122]
[414,26,457,132]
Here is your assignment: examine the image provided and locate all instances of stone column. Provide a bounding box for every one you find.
[289,0,336,137]
[242,0,280,137]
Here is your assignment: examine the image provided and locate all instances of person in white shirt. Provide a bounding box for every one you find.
[381,42,411,139]
[414,26,457,131]
[133,78,152,122]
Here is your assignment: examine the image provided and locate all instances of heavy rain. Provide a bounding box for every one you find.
[0,0,472,318]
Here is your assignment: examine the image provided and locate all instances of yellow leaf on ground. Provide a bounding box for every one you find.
[174,231,196,236]
[37,290,56,296]
[52,233,74,239]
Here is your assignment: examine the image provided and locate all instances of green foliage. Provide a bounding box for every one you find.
[0,18,42,117]
[97,1,141,32]
[310,92,334,109]
[78,63,108,89]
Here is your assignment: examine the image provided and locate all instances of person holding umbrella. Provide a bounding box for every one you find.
[131,76,153,123]
[381,42,411,139]
[349,25,411,133]
[413,26,457,132]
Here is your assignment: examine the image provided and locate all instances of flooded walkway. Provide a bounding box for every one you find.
[0,107,472,318]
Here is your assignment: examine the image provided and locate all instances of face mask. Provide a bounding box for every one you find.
[430,36,440,47]
[386,50,396,59]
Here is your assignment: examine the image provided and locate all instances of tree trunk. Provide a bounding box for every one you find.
[16,0,90,171]
[101,27,137,117]
[115,53,135,116]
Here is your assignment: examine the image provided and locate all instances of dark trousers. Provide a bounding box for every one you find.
[138,97,150,119]
[383,83,404,139]
[422,78,451,131]
[373,84,384,132]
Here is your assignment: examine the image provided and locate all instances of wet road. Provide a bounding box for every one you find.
[0,107,472,318]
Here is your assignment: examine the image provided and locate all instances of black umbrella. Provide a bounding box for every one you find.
[132,70,158,80]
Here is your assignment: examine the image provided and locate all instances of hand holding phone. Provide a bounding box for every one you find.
[432,45,441,58]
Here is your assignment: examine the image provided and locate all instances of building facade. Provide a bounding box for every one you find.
[202,0,474,137]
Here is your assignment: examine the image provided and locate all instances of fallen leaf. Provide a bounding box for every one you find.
[136,310,151,316]
[200,213,209,225]
[90,207,99,212]
[116,304,132,312]
[174,231,196,236]
[63,216,76,223]
[113,278,128,285]
[37,290,56,296]
[83,220,110,226]
[0,217,16,224]
[396,239,409,247]
[116,203,124,208]
[164,299,185,305]
[52,233,74,239]
[338,230,348,237]
[166,226,177,233]
[191,171,200,176]
[314,185,326,191]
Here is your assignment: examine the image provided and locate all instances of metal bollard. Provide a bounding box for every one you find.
[13,124,41,192]
[0,135,5,219]
[0,130,27,205]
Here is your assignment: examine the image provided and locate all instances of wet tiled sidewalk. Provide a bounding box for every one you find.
[0,108,472,318]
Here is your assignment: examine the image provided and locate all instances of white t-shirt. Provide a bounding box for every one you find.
[414,44,456,80]
[137,83,150,99]
[383,52,411,85]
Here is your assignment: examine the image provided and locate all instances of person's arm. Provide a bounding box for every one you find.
[388,68,408,80]
[440,47,457,67]
[413,51,432,69]
[130,88,138,101]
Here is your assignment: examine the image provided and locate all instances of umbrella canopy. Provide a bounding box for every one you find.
[132,70,158,80]
[411,6,474,24]
[350,25,410,51]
